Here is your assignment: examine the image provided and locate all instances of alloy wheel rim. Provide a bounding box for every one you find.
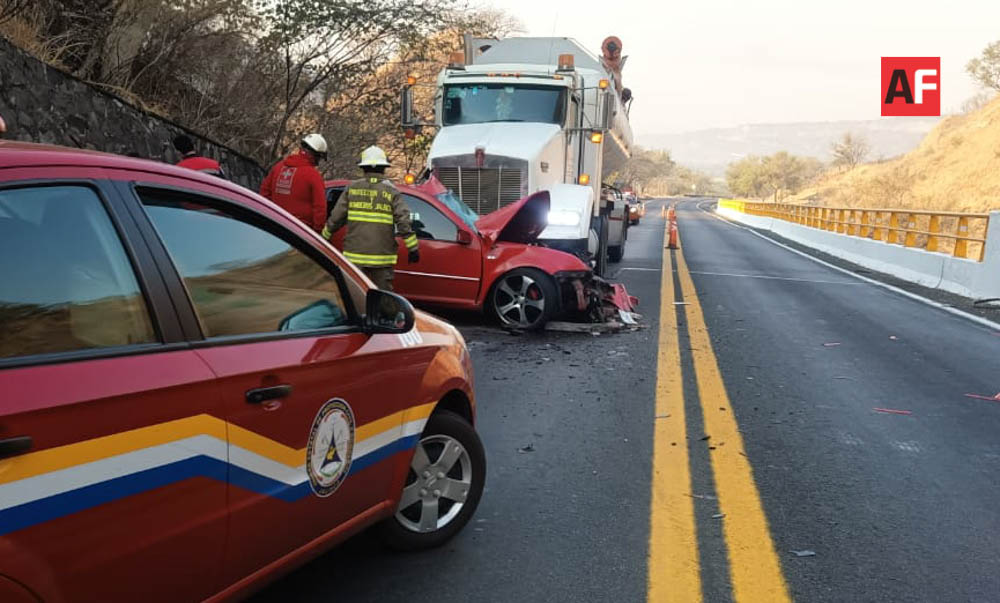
[395,434,472,533]
[493,274,545,327]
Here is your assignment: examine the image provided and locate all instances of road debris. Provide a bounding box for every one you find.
[655,414,671,419]
[823,342,841,347]
[699,434,711,441]
[963,392,1000,402]
[873,408,913,415]
[712,513,725,519]
[889,335,899,340]
[517,444,535,453]
[790,550,816,557]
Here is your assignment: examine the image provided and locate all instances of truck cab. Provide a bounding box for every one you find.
[403,36,633,276]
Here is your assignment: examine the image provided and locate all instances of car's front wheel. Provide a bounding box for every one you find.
[378,410,486,550]
[488,268,557,330]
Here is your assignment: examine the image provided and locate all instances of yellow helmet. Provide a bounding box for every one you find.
[358,145,391,168]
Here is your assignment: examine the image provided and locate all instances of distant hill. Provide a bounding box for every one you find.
[793,96,1000,214]
[639,119,940,177]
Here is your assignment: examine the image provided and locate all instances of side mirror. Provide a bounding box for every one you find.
[456,230,473,245]
[401,86,415,127]
[364,289,415,335]
[600,90,614,131]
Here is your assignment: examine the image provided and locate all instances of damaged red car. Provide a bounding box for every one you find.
[325,178,603,329]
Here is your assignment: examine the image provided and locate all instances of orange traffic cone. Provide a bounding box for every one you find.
[667,219,679,249]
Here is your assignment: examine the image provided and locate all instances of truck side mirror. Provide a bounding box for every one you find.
[400,86,415,127]
[600,90,614,131]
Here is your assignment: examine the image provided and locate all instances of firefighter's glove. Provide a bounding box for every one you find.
[321,226,332,240]
[408,249,420,264]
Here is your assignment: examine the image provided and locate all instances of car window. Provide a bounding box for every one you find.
[139,191,350,338]
[403,194,458,241]
[0,185,156,360]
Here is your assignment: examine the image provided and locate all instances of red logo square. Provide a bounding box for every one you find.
[881,57,940,116]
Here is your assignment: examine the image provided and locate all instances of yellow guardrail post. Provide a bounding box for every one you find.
[904,215,917,248]
[926,215,941,252]
[954,216,970,258]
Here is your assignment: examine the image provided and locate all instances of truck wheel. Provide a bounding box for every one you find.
[609,219,626,263]
[488,268,557,330]
[595,214,609,277]
[608,242,624,262]
[378,410,486,551]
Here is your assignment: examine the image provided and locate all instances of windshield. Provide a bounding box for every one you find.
[437,191,479,230]
[442,84,567,126]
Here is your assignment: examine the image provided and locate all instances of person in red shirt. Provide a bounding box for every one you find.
[172,135,226,178]
[259,133,329,232]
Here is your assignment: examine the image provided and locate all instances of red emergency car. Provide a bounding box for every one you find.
[326,178,594,330]
[0,142,485,602]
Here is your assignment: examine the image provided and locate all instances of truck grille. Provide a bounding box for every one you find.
[436,166,524,214]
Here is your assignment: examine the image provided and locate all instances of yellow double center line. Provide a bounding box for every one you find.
[648,211,790,602]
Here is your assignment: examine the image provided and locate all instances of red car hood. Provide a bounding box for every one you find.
[474,190,550,247]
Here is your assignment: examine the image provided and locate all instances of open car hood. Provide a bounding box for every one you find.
[475,190,550,247]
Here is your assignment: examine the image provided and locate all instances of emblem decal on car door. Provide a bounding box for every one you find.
[307,399,356,497]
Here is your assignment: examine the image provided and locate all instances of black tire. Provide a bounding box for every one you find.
[488,267,558,330]
[608,219,626,263]
[378,410,486,551]
[608,244,623,263]
[595,214,609,277]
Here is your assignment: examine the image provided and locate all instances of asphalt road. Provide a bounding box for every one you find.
[254,199,1000,602]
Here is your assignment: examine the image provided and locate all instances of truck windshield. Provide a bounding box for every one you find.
[443,84,566,126]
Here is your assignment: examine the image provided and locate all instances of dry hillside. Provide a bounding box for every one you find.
[798,96,1000,213]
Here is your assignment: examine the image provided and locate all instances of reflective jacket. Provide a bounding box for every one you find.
[177,155,224,178]
[260,151,327,231]
[323,177,418,267]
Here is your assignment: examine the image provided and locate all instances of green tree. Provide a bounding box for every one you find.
[967,40,1000,92]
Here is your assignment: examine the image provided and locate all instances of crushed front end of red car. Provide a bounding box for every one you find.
[554,271,639,324]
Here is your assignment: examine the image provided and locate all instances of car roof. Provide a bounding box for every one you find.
[0,140,257,200]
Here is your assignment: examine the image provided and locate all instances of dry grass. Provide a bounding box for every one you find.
[794,96,1000,213]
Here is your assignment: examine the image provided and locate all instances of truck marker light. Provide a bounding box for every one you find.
[590,131,603,144]
[404,173,416,185]
[406,74,417,86]
[578,174,590,185]
[599,78,610,89]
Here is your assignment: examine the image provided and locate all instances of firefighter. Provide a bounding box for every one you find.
[260,133,329,232]
[172,134,226,178]
[321,146,419,291]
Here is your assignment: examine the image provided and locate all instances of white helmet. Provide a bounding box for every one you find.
[358,145,391,168]
[301,133,328,160]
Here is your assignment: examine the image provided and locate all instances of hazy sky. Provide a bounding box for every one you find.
[483,0,1000,134]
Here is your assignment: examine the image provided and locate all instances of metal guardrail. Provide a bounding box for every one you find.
[718,199,990,261]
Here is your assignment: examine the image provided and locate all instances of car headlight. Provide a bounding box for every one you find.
[547,210,581,226]
[629,206,638,213]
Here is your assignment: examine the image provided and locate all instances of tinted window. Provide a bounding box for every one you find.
[140,192,349,338]
[404,195,459,241]
[0,186,156,359]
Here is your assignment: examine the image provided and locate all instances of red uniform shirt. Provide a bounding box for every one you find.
[259,151,327,231]
[176,155,224,177]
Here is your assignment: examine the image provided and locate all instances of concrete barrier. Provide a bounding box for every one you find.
[716,205,1000,300]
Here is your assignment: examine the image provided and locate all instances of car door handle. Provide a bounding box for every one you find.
[245,385,293,404]
[0,436,32,459]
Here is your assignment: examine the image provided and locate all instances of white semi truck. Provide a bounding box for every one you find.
[401,35,634,276]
